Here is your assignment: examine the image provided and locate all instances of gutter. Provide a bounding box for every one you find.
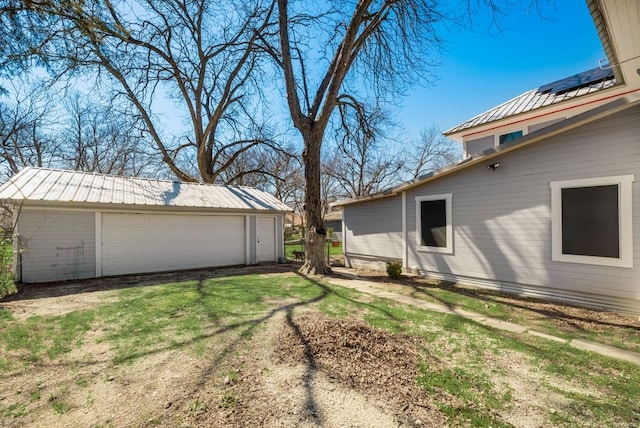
[1,199,292,215]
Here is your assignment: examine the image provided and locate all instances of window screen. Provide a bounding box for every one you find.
[561,185,619,258]
[420,199,447,248]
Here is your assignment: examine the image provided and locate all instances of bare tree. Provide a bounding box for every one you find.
[262,144,304,207]
[0,81,59,178]
[266,0,520,273]
[2,0,280,184]
[263,0,445,274]
[3,0,544,275]
[326,105,402,198]
[405,125,461,180]
[59,92,160,176]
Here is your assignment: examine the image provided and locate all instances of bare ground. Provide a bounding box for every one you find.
[1,264,639,427]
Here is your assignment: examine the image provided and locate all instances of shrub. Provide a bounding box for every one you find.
[386,261,402,280]
[0,235,17,298]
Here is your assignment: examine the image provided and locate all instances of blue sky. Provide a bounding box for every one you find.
[395,0,606,139]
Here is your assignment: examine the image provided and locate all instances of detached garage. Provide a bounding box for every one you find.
[0,168,291,282]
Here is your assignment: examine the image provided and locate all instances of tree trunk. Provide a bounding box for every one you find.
[299,131,332,275]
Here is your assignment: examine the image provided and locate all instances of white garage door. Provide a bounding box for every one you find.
[102,213,245,276]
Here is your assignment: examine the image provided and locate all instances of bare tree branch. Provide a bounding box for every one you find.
[1,0,279,184]
[405,125,462,179]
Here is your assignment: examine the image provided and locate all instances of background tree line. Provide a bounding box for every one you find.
[0,77,460,207]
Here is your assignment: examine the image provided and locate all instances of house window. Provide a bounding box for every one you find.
[550,175,634,268]
[499,130,523,144]
[416,193,452,253]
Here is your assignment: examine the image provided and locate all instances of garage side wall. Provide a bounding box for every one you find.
[343,194,403,270]
[18,209,96,282]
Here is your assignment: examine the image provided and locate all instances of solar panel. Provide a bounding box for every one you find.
[537,66,614,95]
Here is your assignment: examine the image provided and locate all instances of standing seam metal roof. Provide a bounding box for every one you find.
[0,168,292,212]
[444,71,616,136]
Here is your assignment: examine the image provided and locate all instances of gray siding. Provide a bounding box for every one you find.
[324,220,342,234]
[406,105,640,313]
[18,209,95,282]
[343,105,640,313]
[528,117,565,133]
[344,194,403,268]
[465,135,495,156]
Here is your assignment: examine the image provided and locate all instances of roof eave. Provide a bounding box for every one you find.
[3,199,292,214]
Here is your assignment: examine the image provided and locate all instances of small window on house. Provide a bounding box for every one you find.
[416,193,452,253]
[550,175,634,268]
[499,130,523,144]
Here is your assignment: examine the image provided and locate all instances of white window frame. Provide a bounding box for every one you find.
[415,193,453,254]
[550,175,634,268]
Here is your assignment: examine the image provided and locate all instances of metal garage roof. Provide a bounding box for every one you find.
[0,168,292,212]
[444,67,617,136]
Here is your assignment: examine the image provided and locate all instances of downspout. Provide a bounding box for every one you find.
[12,204,20,283]
[342,209,348,268]
[95,212,102,277]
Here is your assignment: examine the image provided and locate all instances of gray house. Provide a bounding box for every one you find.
[0,168,291,283]
[334,1,640,314]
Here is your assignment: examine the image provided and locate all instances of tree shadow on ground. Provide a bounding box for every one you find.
[351,272,640,333]
[69,269,405,423]
[1,264,298,302]
[1,267,637,428]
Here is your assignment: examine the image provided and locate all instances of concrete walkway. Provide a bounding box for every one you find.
[327,268,640,366]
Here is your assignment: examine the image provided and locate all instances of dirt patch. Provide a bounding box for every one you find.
[0,306,547,428]
[273,312,446,427]
[191,310,415,427]
[175,310,575,428]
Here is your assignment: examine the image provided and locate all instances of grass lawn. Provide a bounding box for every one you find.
[0,269,639,426]
[285,241,342,259]
[351,273,640,354]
